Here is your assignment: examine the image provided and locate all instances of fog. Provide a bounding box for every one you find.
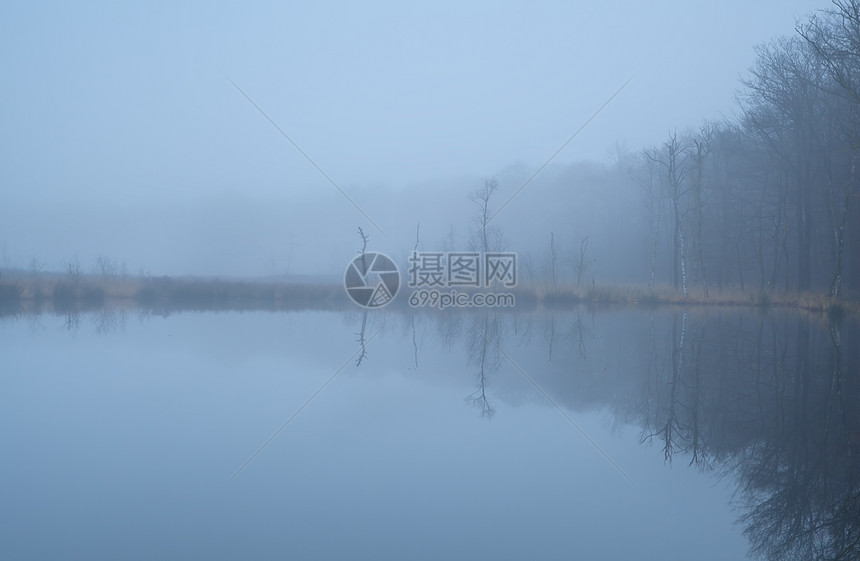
[0,0,828,278]
[5,5,860,559]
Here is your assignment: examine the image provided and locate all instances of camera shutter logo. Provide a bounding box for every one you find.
[344,252,400,308]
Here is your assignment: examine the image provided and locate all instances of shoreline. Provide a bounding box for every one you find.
[0,272,856,317]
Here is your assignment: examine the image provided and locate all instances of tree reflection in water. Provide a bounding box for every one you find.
[431,307,858,561]
[568,309,857,561]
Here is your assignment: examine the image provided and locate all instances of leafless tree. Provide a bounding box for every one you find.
[799,1,860,297]
[470,177,502,253]
[798,0,860,104]
[94,254,120,279]
[740,37,830,292]
[64,257,81,282]
[690,128,712,297]
[357,227,369,274]
[646,131,690,296]
[573,235,592,286]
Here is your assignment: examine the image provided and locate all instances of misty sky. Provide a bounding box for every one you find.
[0,0,828,275]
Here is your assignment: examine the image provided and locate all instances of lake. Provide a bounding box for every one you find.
[1,305,857,560]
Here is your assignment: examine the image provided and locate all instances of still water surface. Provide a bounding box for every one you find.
[1,307,856,560]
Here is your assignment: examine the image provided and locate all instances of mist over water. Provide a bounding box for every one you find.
[3,307,856,560]
[2,1,859,559]
[0,0,834,281]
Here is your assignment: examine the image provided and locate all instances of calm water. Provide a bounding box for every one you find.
[1,307,857,560]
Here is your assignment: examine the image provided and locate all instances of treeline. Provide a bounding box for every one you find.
[626,1,859,297]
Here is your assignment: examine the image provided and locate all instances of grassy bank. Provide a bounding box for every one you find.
[532,283,858,316]
[0,272,856,317]
[0,272,345,316]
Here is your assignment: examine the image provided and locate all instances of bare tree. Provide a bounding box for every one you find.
[470,177,502,253]
[64,257,81,282]
[94,255,119,279]
[572,235,592,286]
[690,128,712,297]
[827,145,858,296]
[740,37,830,292]
[646,132,690,296]
[799,1,860,297]
[357,227,369,273]
[798,0,860,104]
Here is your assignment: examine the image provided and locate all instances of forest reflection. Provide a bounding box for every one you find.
[386,307,859,561]
[6,302,856,560]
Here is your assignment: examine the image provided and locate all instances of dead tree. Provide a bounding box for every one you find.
[646,132,690,296]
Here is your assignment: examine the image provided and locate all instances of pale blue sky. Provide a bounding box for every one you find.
[2,0,825,199]
[0,0,829,274]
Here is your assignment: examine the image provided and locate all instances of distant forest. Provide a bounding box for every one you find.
[447,2,859,302]
[2,2,858,304]
[613,1,859,297]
